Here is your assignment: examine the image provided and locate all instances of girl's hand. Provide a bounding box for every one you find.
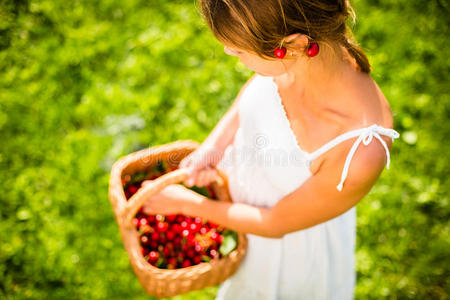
[179,142,224,187]
[141,181,201,215]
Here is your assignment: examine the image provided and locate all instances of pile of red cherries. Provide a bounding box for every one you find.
[122,160,237,269]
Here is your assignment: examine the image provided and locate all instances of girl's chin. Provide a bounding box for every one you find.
[256,71,277,77]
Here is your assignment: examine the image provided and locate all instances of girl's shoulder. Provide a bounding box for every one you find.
[353,75,394,141]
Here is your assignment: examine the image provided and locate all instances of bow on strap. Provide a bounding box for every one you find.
[336,124,400,192]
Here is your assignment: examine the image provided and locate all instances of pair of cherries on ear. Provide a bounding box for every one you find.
[274,41,319,59]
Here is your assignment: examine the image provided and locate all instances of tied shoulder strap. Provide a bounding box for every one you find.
[307,124,400,192]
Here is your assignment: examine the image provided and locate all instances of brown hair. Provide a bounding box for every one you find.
[197,0,371,73]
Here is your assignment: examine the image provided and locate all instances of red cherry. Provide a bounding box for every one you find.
[150,241,158,249]
[194,217,202,225]
[173,236,182,246]
[210,190,216,199]
[210,232,222,243]
[189,223,200,233]
[168,257,177,264]
[193,255,202,264]
[199,226,209,235]
[140,218,148,226]
[163,246,171,257]
[180,221,189,229]
[182,229,190,237]
[157,222,168,232]
[206,185,215,197]
[159,235,167,244]
[186,236,196,246]
[151,232,159,241]
[133,218,140,228]
[187,249,195,258]
[274,46,287,59]
[167,257,178,268]
[127,185,138,194]
[172,224,182,234]
[166,230,175,240]
[184,217,192,223]
[148,251,159,263]
[306,42,319,57]
[141,247,149,256]
[181,259,192,268]
[176,215,184,223]
[140,235,150,246]
[147,215,156,224]
[166,214,177,222]
[209,249,218,259]
[194,244,203,253]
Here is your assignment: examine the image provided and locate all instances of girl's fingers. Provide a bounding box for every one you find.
[143,203,153,215]
[209,168,219,183]
[196,169,208,187]
[141,180,152,187]
[179,157,192,169]
[197,167,217,187]
[184,166,198,187]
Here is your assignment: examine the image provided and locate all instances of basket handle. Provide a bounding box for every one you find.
[122,167,229,228]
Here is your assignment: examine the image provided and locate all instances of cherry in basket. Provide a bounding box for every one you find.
[122,159,236,269]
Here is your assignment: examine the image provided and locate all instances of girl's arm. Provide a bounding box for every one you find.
[179,74,258,187]
[202,74,257,151]
[181,136,389,238]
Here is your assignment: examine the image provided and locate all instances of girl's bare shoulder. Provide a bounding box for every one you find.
[342,72,394,130]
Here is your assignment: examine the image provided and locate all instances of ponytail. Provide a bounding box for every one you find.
[340,1,371,74]
[343,37,372,73]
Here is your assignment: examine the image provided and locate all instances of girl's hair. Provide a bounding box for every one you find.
[197,0,371,73]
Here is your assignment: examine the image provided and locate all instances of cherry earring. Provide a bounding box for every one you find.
[274,38,287,59]
[274,46,287,59]
[306,42,319,57]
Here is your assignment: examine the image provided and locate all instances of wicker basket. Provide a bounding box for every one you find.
[108,139,248,298]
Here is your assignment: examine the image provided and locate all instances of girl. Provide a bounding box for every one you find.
[143,0,400,299]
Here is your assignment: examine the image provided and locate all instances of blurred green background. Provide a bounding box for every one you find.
[0,0,448,299]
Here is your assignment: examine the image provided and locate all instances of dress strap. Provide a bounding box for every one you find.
[306,124,400,191]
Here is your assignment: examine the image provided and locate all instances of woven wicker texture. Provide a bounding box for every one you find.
[108,140,248,297]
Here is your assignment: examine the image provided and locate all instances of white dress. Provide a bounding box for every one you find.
[215,74,400,300]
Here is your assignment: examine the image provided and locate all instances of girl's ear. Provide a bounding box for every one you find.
[284,33,309,52]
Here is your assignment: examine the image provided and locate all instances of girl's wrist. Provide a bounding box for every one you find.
[203,137,228,153]
[198,141,227,167]
[181,188,206,216]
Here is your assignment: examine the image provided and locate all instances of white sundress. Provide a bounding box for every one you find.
[215,74,400,300]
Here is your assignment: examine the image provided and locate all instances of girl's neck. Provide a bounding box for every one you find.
[280,45,364,107]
